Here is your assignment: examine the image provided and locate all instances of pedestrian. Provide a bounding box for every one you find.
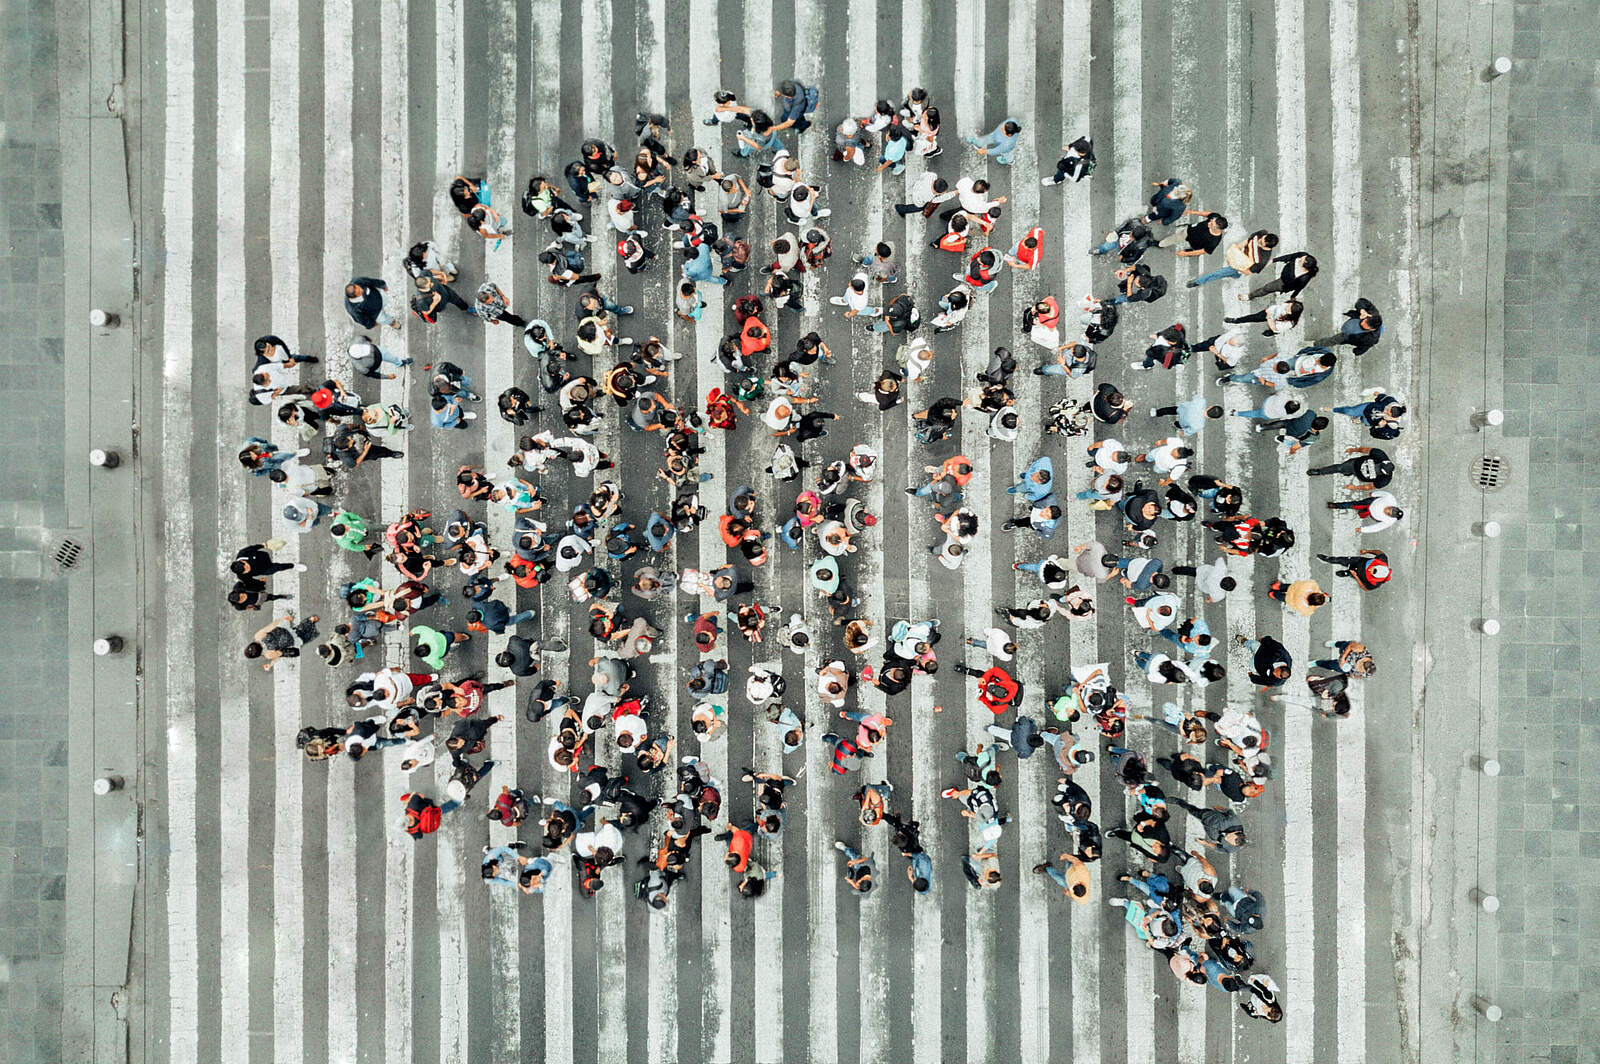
[1042,136,1094,185]
[344,276,401,330]
[1327,490,1403,533]
[966,117,1022,164]
[1317,549,1393,591]
[1265,578,1329,618]
[1238,634,1293,689]
[1312,297,1384,355]
[1033,853,1092,902]
[1185,229,1279,289]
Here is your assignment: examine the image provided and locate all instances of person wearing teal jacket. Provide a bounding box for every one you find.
[412,624,469,669]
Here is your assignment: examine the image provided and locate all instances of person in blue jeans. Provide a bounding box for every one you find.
[1006,456,1055,503]
[906,849,933,893]
[966,118,1022,164]
[240,436,299,476]
[682,242,728,285]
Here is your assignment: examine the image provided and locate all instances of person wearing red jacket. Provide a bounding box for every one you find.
[1006,226,1045,271]
[714,822,755,874]
[960,246,1002,293]
[956,663,1023,714]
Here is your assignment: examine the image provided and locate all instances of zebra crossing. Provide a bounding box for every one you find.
[146,0,1421,1061]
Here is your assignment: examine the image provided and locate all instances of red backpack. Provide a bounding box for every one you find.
[404,795,442,838]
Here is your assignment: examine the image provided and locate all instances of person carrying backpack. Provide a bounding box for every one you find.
[400,791,460,839]
[770,78,819,134]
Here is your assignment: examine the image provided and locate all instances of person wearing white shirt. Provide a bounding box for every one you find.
[746,665,784,706]
[952,176,1006,218]
[1138,437,1194,482]
[1201,326,1250,369]
[1087,438,1131,476]
[1167,556,1235,603]
[574,818,625,863]
[1328,490,1403,534]
[396,737,436,774]
[828,273,877,318]
[894,171,957,217]
[269,459,331,496]
[965,627,1016,662]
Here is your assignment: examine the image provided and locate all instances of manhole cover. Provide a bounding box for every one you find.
[50,537,85,573]
[1470,454,1509,493]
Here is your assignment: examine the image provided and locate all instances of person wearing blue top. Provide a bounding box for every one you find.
[907,849,933,894]
[1006,456,1055,503]
[430,392,473,430]
[1151,393,1225,436]
[481,844,528,886]
[965,117,1022,164]
[682,240,728,285]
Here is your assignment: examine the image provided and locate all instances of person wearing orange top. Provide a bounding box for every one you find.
[1006,225,1045,270]
[714,822,754,874]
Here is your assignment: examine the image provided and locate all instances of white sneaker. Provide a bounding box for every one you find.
[295,563,309,572]
[464,411,478,420]
[833,840,848,851]
[1041,177,1056,186]
[294,448,310,458]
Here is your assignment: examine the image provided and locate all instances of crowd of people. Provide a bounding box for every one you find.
[229,76,1408,1026]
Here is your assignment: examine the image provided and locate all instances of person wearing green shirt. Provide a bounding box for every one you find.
[412,624,469,669]
[329,511,379,558]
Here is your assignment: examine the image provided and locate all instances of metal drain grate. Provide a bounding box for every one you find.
[1470,454,1508,493]
[50,538,84,573]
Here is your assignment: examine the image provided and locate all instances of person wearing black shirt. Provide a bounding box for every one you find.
[912,395,964,443]
[1313,297,1384,356]
[1238,634,1292,689]
[1091,382,1132,424]
[1159,210,1229,255]
[1306,446,1395,490]
[1247,251,1319,300]
[495,634,541,677]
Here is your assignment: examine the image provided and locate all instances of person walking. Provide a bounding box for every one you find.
[344,276,401,330]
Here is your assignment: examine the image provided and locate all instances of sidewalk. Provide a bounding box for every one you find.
[1488,1,1600,1059]
[0,4,70,1064]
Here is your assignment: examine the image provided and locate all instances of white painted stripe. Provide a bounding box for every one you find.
[1327,3,1367,1061]
[741,2,788,1061]
[1221,2,1258,1060]
[529,0,573,1053]
[897,6,944,1062]
[1272,2,1315,1060]
[267,2,305,1059]
[483,0,521,1061]
[1058,6,1101,1062]
[637,4,679,1059]
[687,8,733,1061]
[1004,0,1050,1058]
[320,3,359,1063]
[839,2,887,1060]
[952,6,994,1060]
[1388,147,1420,1064]
[374,4,417,1064]
[1164,2,1209,1058]
[427,3,468,1063]
[1107,0,1158,1050]
[578,7,631,1064]
[163,2,200,1060]
[214,1,252,1057]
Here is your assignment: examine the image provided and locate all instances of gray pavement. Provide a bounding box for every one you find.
[1489,0,1600,1059]
[0,2,68,1063]
[14,0,1592,1062]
